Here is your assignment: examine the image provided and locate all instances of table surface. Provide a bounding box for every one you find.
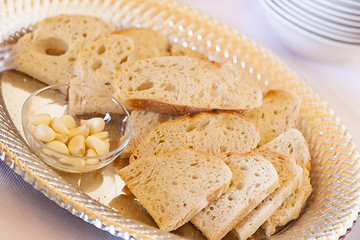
[1,0,359,239]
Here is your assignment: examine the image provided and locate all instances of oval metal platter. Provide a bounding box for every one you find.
[0,0,359,239]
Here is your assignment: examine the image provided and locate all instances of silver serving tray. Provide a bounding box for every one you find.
[0,0,359,239]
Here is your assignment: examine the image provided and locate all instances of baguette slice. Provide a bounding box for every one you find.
[16,15,115,86]
[121,110,177,158]
[69,34,135,115]
[129,111,260,163]
[259,128,311,170]
[173,48,260,94]
[232,150,303,240]
[245,90,301,146]
[262,169,312,236]
[118,148,232,231]
[116,28,169,60]
[191,151,279,240]
[259,128,312,235]
[112,56,262,115]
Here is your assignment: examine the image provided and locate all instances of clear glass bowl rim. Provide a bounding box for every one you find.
[21,84,133,161]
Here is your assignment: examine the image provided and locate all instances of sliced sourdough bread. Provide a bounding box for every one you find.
[262,169,312,236]
[112,56,263,115]
[259,128,311,170]
[129,111,260,163]
[121,110,177,158]
[191,151,279,240]
[69,34,135,115]
[118,148,232,231]
[232,150,303,240]
[115,28,169,60]
[244,90,301,146]
[259,128,312,236]
[15,15,115,86]
[170,46,260,93]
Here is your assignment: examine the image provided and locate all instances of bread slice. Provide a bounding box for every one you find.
[169,46,260,94]
[118,148,232,231]
[69,34,135,115]
[129,111,260,163]
[121,110,177,158]
[15,15,115,86]
[112,56,263,115]
[262,169,312,236]
[170,44,206,59]
[259,128,311,170]
[116,28,169,60]
[190,151,279,240]
[232,150,303,240]
[244,90,301,146]
[259,128,312,235]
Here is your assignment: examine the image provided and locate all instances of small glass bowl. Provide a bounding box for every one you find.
[21,84,132,173]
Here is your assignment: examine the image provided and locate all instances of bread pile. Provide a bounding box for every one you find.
[16,15,312,240]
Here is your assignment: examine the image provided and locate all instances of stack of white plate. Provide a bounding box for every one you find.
[260,0,360,61]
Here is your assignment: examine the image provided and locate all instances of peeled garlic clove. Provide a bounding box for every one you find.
[33,124,56,142]
[91,131,108,140]
[85,136,109,155]
[68,135,85,156]
[85,149,99,165]
[85,148,98,157]
[54,133,68,143]
[68,124,89,140]
[29,113,51,126]
[103,139,110,150]
[60,115,76,130]
[45,140,69,154]
[80,118,105,134]
[51,117,70,135]
[58,157,85,166]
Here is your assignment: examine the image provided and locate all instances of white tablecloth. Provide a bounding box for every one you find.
[1,0,359,239]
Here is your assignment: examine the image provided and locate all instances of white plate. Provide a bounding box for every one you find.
[262,0,360,60]
[301,0,360,22]
[269,0,360,43]
[314,0,360,14]
[283,0,360,35]
[328,0,360,8]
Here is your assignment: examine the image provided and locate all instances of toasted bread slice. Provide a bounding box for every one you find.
[245,90,301,146]
[170,45,260,93]
[112,56,262,115]
[232,151,303,240]
[69,34,135,115]
[118,148,232,231]
[191,151,279,240]
[262,169,312,236]
[259,128,311,170]
[15,15,115,86]
[116,28,169,60]
[129,111,260,163]
[259,128,312,236]
[121,110,177,158]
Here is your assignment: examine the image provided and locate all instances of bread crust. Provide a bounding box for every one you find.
[121,98,246,115]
